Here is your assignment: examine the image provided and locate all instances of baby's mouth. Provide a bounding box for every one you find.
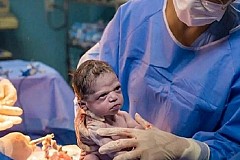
[110,104,121,111]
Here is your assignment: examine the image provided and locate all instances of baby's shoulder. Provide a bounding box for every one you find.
[117,110,129,117]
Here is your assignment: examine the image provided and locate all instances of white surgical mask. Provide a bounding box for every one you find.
[173,0,232,26]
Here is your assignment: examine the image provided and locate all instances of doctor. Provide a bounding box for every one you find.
[77,0,240,159]
[0,78,35,160]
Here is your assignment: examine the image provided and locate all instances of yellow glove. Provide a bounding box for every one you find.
[0,79,17,106]
[0,132,35,160]
[97,113,209,160]
[0,105,23,131]
[0,78,23,131]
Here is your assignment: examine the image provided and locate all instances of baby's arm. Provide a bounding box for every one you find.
[88,122,115,146]
[87,120,116,159]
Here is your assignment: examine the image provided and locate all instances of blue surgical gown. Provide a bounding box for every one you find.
[78,0,240,159]
[0,153,12,160]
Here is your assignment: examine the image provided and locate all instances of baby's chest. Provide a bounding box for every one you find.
[111,116,129,128]
[86,115,128,130]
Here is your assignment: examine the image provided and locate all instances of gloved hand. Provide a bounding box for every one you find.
[0,78,23,131]
[0,105,23,131]
[97,113,210,160]
[0,79,17,106]
[0,132,35,160]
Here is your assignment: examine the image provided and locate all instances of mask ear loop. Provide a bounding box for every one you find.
[201,0,231,10]
[200,0,209,10]
[220,0,234,9]
[217,0,225,9]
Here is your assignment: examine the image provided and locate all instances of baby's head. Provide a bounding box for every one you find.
[72,60,123,117]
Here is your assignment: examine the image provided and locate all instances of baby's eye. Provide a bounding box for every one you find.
[98,93,107,99]
[115,86,121,92]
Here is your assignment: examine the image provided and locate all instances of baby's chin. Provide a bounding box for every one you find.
[106,110,120,116]
[110,104,122,112]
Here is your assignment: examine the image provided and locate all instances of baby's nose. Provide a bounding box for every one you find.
[108,92,118,102]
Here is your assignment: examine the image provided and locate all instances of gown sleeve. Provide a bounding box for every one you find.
[193,74,240,159]
[77,42,100,68]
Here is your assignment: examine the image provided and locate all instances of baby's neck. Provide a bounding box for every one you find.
[85,109,117,123]
[104,115,116,125]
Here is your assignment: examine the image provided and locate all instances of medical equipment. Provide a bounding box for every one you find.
[0,66,11,78]
[21,63,44,77]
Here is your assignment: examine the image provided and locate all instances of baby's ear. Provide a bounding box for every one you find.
[79,100,87,110]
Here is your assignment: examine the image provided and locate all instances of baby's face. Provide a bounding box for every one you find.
[85,72,123,117]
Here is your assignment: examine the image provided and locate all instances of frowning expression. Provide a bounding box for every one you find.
[85,72,123,117]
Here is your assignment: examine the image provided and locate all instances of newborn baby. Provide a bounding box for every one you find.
[72,60,141,160]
